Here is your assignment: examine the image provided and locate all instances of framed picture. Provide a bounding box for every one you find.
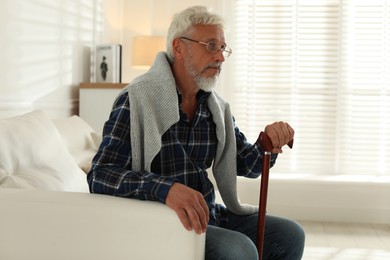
[95,44,122,83]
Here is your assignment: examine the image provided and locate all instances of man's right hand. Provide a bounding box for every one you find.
[165,182,209,234]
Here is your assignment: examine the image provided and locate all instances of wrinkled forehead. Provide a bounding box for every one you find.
[187,24,226,42]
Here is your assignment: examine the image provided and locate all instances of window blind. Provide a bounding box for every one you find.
[231,0,390,176]
[3,0,103,99]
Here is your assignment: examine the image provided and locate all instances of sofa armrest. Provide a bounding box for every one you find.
[0,189,205,260]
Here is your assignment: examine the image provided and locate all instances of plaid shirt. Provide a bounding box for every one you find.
[87,89,277,226]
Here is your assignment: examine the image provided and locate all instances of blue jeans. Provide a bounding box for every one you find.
[205,212,305,260]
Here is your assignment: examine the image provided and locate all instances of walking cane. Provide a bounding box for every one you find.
[256,132,293,259]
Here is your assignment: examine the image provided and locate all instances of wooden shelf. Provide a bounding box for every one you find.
[79,82,128,89]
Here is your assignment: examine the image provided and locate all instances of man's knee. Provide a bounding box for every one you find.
[224,234,258,260]
[263,216,305,260]
[206,226,258,260]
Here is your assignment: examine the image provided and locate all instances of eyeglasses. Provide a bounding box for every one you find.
[180,37,232,57]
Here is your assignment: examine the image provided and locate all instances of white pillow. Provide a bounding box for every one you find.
[0,110,89,192]
[52,115,100,167]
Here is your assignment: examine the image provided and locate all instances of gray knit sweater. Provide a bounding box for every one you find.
[127,52,257,215]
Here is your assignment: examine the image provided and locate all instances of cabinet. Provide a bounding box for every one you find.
[79,83,127,133]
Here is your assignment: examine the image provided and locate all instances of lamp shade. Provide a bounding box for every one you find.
[132,36,166,68]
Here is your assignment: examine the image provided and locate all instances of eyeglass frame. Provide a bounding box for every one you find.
[179,37,232,57]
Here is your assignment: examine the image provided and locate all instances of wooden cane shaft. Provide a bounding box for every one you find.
[256,152,271,260]
[256,131,293,259]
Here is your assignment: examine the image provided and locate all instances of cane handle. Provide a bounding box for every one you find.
[259,132,294,152]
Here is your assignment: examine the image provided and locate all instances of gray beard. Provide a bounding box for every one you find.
[196,75,218,92]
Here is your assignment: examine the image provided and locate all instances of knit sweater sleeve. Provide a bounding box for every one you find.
[87,90,176,203]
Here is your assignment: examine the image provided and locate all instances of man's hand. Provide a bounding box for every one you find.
[264,121,294,153]
[165,182,209,234]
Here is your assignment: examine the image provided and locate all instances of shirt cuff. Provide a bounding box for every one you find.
[150,176,177,203]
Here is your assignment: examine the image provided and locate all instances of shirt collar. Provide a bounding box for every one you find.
[177,89,211,105]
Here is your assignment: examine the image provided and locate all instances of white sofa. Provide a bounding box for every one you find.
[0,111,205,260]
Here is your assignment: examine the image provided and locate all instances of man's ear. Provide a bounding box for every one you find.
[172,38,185,60]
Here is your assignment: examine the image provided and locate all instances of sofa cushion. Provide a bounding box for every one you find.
[0,110,89,192]
[52,115,101,168]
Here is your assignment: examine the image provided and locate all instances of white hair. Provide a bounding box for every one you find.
[166,6,225,63]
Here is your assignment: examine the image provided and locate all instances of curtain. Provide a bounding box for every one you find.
[230,0,390,176]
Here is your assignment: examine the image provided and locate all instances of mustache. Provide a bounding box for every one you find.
[205,63,222,71]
